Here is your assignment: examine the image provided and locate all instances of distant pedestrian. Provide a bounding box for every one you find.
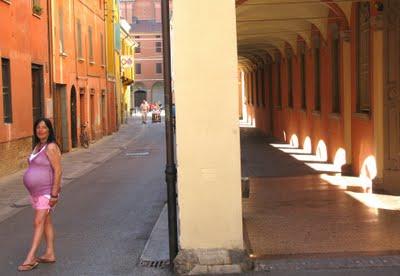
[140,100,150,124]
[18,118,62,271]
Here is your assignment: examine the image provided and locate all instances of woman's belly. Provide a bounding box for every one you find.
[23,166,53,196]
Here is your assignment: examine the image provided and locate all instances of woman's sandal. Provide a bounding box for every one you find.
[17,261,39,271]
[36,257,56,263]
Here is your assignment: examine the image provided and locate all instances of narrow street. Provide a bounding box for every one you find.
[0,118,172,276]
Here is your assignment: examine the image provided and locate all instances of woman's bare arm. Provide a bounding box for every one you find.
[46,143,62,196]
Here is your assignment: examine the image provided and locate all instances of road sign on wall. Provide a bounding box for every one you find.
[121,55,134,69]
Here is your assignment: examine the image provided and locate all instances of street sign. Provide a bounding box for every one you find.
[121,55,134,69]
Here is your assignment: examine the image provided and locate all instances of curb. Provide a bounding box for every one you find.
[139,204,170,269]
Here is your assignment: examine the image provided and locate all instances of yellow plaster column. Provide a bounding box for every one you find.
[172,1,245,273]
[341,31,352,173]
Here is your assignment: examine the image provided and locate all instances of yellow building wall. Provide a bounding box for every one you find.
[121,29,135,119]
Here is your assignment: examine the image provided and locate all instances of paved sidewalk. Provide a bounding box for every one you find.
[240,127,400,273]
[0,117,146,223]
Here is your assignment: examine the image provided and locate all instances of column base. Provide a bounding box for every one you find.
[341,163,353,176]
[372,174,400,195]
[372,177,385,194]
[174,248,253,275]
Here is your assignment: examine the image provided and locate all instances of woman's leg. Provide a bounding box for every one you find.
[40,213,56,260]
[22,209,48,264]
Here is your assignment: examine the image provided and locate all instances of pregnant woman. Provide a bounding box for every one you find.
[18,118,62,271]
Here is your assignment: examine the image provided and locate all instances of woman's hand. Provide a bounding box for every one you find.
[49,197,58,207]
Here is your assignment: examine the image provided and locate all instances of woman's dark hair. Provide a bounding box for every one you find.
[33,118,57,146]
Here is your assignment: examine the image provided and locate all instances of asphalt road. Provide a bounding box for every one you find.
[0,118,172,276]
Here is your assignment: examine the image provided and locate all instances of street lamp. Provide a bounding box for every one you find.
[161,0,178,268]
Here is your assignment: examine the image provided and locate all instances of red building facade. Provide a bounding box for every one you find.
[120,0,168,108]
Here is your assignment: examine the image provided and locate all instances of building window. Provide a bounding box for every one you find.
[332,25,340,114]
[135,42,141,53]
[59,7,65,53]
[357,2,371,113]
[287,55,293,108]
[100,33,105,65]
[300,50,306,110]
[246,74,250,105]
[156,63,162,74]
[255,70,260,106]
[261,68,266,107]
[77,19,83,58]
[135,63,141,74]
[276,60,282,107]
[155,42,162,53]
[134,36,140,39]
[269,64,273,107]
[252,71,256,105]
[88,26,94,62]
[2,58,12,123]
[314,42,321,111]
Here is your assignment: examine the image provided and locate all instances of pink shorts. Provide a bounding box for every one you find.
[30,195,51,210]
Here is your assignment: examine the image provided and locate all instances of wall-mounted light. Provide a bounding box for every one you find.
[374,1,384,12]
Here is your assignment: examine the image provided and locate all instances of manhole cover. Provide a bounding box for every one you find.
[126,152,149,157]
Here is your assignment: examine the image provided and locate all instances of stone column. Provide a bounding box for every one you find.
[340,30,353,175]
[172,0,248,274]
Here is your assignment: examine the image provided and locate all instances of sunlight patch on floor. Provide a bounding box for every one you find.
[240,120,255,128]
[320,174,371,190]
[345,191,400,211]
[305,162,341,173]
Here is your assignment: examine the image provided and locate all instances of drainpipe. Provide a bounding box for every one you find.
[46,0,54,115]
[161,0,178,267]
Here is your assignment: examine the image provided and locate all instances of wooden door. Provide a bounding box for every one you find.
[90,93,95,140]
[70,87,78,148]
[134,90,147,107]
[53,85,63,151]
[101,92,106,135]
[384,0,400,193]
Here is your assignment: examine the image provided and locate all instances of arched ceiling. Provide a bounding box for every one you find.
[236,0,359,69]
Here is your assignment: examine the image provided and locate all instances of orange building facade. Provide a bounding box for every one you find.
[0,0,115,177]
[50,0,108,152]
[239,0,399,194]
[0,0,51,177]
